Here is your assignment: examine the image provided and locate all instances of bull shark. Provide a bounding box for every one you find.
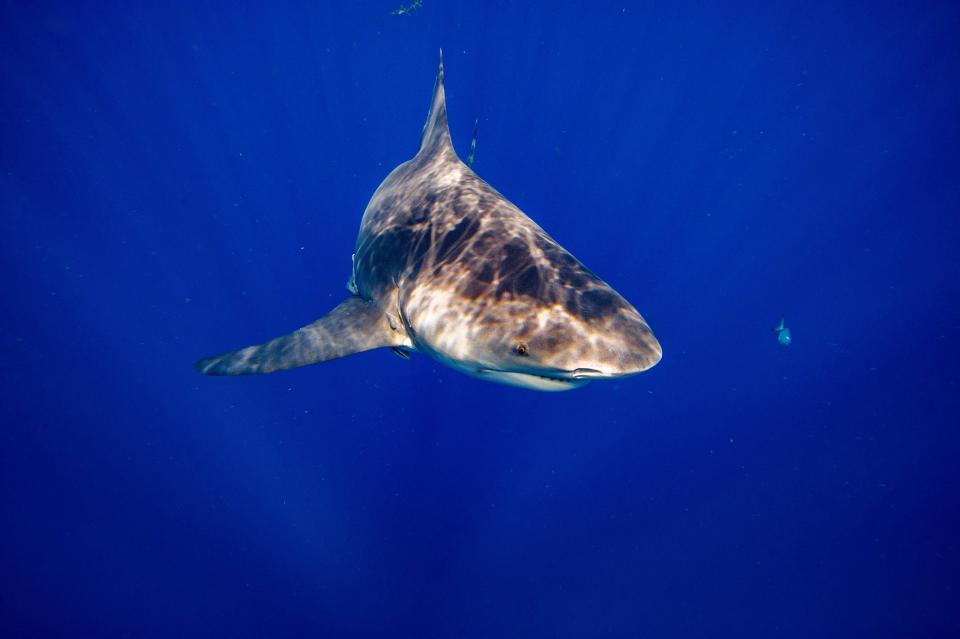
[196,53,661,391]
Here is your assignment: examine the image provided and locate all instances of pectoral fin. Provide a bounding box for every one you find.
[195,297,407,376]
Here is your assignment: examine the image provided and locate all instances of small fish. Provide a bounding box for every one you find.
[772,317,792,346]
[391,0,422,16]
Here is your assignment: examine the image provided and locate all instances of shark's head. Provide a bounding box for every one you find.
[470,289,661,391]
[403,266,662,392]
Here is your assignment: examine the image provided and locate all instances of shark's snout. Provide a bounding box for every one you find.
[462,308,660,391]
[593,320,663,378]
[515,301,661,378]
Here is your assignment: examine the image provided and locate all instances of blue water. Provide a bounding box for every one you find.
[2,2,958,637]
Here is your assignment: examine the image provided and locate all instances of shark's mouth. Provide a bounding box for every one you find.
[474,367,604,392]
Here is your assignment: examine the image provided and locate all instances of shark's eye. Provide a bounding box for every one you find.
[514,343,529,356]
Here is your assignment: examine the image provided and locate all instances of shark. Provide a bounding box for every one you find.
[195,53,661,391]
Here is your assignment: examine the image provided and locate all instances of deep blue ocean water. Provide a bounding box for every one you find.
[2,2,959,637]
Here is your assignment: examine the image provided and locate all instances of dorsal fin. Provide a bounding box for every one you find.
[418,49,453,154]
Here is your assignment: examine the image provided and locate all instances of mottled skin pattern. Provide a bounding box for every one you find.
[351,57,660,388]
[197,54,660,390]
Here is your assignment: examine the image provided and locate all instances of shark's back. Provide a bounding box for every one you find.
[354,149,612,317]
